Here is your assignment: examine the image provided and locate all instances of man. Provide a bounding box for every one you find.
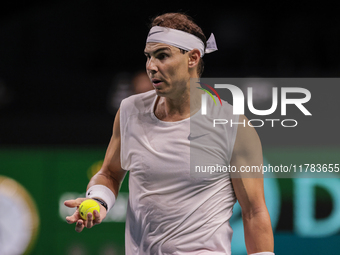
[65,13,274,255]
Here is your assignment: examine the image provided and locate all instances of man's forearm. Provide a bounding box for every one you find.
[242,208,274,254]
[87,169,118,197]
[86,167,126,212]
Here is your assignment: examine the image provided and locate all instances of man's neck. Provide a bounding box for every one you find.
[154,82,203,122]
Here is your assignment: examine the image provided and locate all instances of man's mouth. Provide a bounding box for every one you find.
[152,79,163,86]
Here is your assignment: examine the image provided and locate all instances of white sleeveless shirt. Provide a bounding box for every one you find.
[120,90,239,255]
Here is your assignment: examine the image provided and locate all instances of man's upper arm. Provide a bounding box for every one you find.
[230,115,266,214]
[88,108,126,197]
[230,115,274,255]
[103,108,123,172]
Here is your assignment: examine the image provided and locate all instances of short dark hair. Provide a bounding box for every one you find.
[150,13,206,76]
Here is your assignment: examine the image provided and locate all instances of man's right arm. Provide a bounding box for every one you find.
[87,108,127,198]
[64,108,127,232]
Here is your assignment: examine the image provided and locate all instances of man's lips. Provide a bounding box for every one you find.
[151,79,163,87]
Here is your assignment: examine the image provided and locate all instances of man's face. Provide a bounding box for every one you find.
[144,42,190,98]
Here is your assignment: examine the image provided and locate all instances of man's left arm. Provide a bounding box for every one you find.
[230,115,274,255]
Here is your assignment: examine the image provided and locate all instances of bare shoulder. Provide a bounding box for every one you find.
[232,115,262,159]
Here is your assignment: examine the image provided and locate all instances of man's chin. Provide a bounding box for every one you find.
[154,88,168,96]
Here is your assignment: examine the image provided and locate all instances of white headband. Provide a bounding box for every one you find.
[146,26,218,57]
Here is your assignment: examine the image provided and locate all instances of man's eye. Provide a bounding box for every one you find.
[157,53,168,60]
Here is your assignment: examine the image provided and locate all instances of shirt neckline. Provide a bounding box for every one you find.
[150,94,200,124]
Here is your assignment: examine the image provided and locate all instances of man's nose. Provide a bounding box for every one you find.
[146,58,158,74]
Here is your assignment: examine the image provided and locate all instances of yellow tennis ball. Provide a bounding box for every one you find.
[79,199,100,220]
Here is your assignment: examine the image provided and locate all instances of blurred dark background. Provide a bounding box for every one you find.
[1,1,339,145]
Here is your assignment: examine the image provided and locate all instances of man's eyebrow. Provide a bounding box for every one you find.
[144,47,171,55]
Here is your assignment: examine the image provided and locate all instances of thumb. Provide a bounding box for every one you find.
[64,198,86,208]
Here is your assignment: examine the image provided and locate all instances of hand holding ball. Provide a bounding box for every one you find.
[79,199,100,220]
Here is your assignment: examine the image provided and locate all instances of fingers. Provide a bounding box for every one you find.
[75,220,85,233]
[86,210,102,228]
[64,198,105,232]
[85,213,93,228]
[93,210,102,225]
[72,214,95,233]
[64,198,86,208]
[64,198,86,225]
[66,211,80,224]
[65,205,82,224]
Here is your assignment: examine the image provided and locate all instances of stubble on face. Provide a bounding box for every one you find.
[144,43,190,99]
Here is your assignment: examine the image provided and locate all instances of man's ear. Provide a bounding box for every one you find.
[188,48,201,68]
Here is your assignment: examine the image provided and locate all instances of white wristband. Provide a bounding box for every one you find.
[86,185,116,212]
[250,253,275,255]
